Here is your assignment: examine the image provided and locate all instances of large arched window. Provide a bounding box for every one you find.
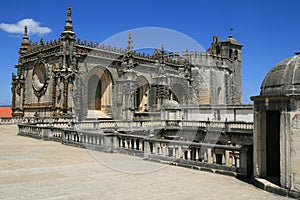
[87,68,113,114]
[135,76,149,112]
[170,83,185,104]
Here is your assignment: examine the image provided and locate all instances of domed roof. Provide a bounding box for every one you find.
[162,99,180,109]
[225,35,240,45]
[261,53,300,96]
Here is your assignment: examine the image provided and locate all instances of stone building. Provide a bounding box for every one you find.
[11,6,245,122]
[251,52,300,196]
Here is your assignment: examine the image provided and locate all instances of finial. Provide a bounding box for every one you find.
[64,5,73,32]
[67,5,72,21]
[24,26,28,36]
[61,5,75,39]
[161,44,164,51]
[40,38,44,45]
[127,32,133,52]
[19,26,29,54]
[21,26,29,45]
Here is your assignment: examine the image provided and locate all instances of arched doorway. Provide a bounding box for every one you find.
[266,111,280,184]
[135,76,149,112]
[170,83,185,104]
[87,68,113,117]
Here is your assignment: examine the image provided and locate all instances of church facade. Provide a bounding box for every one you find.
[11,6,244,122]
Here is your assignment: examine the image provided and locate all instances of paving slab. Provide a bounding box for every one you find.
[0,125,291,199]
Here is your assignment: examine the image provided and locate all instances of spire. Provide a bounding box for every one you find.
[161,43,166,64]
[127,32,133,52]
[61,5,75,40]
[64,5,74,32]
[18,26,29,54]
[21,26,29,45]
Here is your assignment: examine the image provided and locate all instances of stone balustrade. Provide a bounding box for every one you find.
[17,122,253,178]
[0,118,23,125]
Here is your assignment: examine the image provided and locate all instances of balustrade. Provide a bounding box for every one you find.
[17,120,253,177]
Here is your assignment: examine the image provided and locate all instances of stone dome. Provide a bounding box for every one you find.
[225,35,239,45]
[261,53,300,96]
[162,99,180,109]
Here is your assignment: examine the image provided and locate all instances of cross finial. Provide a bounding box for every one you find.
[229,28,234,36]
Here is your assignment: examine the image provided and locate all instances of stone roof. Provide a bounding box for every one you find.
[260,53,300,96]
[225,35,240,45]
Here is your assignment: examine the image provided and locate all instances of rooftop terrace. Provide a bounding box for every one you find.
[0,124,287,199]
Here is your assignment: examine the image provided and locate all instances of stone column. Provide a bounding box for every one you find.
[139,140,143,151]
[165,145,168,157]
[129,139,132,149]
[225,150,230,166]
[207,148,212,164]
[178,145,182,158]
[144,140,150,154]
[159,145,162,155]
[120,138,123,147]
[154,142,158,154]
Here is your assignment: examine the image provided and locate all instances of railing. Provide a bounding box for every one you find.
[17,122,253,178]
[0,118,23,125]
[27,119,253,133]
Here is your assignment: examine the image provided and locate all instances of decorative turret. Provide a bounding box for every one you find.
[160,44,166,64]
[126,32,133,52]
[121,33,136,71]
[18,26,29,55]
[61,6,75,41]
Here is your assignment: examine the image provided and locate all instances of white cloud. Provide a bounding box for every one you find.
[0,18,51,36]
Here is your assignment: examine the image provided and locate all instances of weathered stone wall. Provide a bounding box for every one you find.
[291,112,300,192]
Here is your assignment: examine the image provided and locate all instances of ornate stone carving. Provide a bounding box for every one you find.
[32,61,50,97]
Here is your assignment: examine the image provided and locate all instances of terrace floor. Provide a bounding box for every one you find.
[0,125,290,199]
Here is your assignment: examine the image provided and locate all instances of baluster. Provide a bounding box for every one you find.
[187,149,191,160]
[195,148,199,161]
[173,145,176,158]
[120,138,123,147]
[222,153,225,165]
[207,148,212,163]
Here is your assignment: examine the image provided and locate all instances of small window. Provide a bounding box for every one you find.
[229,49,233,59]
[234,50,238,60]
[216,46,220,55]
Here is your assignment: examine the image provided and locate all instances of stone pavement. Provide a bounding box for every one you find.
[0,125,291,199]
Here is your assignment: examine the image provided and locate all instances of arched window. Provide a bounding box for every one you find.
[234,50,238,60]
[87,68,113,113]
[135,76,149,112]
[229,49,233,59]
[216,46,220,55]
[170,83,185,104]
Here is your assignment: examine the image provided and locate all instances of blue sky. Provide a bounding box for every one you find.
[0,0,299,104]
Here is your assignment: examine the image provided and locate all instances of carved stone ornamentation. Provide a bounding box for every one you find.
[32,61,50,97]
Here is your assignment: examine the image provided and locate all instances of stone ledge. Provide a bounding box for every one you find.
[253,177,300,199]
